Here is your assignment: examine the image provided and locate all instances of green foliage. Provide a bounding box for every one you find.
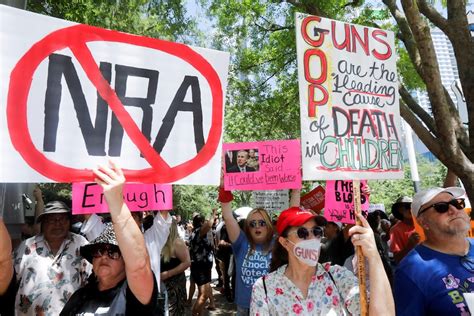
[369,156,448,214]
[397,48,425,91]
[172,185,218,220]
[38,183,72,205]
[27,0,199,43]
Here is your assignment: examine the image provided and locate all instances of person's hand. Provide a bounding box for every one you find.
[33,186,43,201]
[407,232,420,248]
[93,160,125,212]
[160,271,170,281]
[349,213,379,262]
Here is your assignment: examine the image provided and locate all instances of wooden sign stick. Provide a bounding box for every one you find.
[353,179,368,315]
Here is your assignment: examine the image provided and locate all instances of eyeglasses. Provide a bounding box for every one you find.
[249,219,267,228]
[460,255,474,273]
[92,246,121,260]
[418,198,465,217]
[43,215,69,224]
[287,226,323,240]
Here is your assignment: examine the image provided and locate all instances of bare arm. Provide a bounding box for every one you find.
[289,188,301,207]
[0,218,13,295]
[160,238,191,281]
[93,161,154,305]
[349,214,395,316]
[32,186,44,235]
[219,191,241,243]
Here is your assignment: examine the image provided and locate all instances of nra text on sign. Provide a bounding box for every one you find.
[0,6,229,184]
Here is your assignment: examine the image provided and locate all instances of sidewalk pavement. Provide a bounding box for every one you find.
[184,263,237,316]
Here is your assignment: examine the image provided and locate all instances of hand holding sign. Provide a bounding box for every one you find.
[93,160,126,215]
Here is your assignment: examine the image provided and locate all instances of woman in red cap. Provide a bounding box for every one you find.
[249,207,394,315]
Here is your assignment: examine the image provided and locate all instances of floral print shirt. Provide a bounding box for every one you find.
[13,233,91,316]
[250,263,360,316]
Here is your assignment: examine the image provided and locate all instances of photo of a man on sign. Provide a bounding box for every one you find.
[226,149,258,173]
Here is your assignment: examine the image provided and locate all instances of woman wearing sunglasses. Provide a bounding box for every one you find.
[250,206,394,315]
[218,187,300,315]
[61,162,157,315]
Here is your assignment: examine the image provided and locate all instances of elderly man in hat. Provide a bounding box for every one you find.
[389,196,420,264]
[11,200,91,315]
[394,187,474,315]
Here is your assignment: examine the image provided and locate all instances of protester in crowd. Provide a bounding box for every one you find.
[227,150,256,173]
[215,221,234,302]
[0,217,15,316]
[218,187,301,315]
[394,187,474,315]
[189,211,216,315]
[389,196,420,264]
[324,221,341,241]
[175,214,186,240]
[367,211,393,284]
[250,207,394,315]
[10,200,91,316]
[61,162,157,314]
[81,199,171,294]
[159,220,191,316]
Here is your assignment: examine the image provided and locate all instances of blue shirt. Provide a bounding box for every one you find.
[232,232,272,309]
[394,238,474,315]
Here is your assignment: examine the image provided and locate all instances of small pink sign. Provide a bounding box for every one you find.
[324,180,369,224]
[223,140,302,191]
[72,183,173,214]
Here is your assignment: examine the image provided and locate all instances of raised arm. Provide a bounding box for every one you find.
[0,218,13,295]
[218,187,241,243]
[93,161,154,305]
[349,213,395,316]
[289,188,301,207]
[32,185,44,235]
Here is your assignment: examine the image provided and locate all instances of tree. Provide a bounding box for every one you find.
[205,0,473,201]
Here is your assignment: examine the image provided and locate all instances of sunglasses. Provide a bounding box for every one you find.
[92,246,121,260]
[460,255,474,273]
[288,226,323,240]
[249,219,267,228]
[418,198,465,217]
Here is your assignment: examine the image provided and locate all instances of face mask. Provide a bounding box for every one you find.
[287,238,321,266]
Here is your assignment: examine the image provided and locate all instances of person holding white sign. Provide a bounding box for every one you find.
[250,207,394,315]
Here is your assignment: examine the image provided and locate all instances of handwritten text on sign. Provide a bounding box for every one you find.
[72,183,173,214]
[0,6,229,184]
[324,180,369,224]
[223,140,301,191]
[295,13,403,181]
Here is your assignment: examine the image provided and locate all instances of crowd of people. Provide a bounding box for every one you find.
[0,164,473,315]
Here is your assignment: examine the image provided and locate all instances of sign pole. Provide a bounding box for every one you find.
[353,179,368,315]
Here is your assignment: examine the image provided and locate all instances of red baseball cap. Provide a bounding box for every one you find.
[276,207,317,235]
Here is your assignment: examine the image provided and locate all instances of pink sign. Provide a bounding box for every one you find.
[223,140,302,191]
[72,183,173,214]
[324,180,369,224]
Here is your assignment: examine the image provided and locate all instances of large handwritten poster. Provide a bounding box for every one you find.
[296,13,403,180]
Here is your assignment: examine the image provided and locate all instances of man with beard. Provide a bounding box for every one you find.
[394,187,474,315]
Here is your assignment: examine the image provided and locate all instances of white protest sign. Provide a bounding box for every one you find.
[0,5,229,184]
[295,13,403,180]
[369,203,386,213]
[252,190,289,213]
